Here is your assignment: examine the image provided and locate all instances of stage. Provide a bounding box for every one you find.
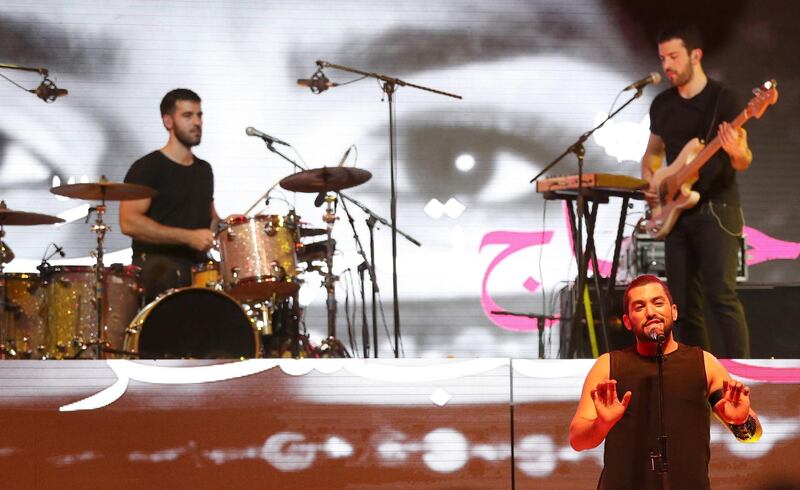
[1,358,798,489]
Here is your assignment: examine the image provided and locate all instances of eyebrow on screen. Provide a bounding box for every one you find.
[0,15,119,74]
[326,10,610,75]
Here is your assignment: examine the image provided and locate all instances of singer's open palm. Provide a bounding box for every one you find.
[591,379,632,425]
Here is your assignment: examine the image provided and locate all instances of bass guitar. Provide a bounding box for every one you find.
[645,80,778,239]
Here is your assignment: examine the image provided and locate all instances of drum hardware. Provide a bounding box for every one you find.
[297,239,335,266]
[316,193,349,358]
[0,236,14,265]
[251,135,378,357]
[254,293,316,359]
[298,226,327,238]
[51,176,154,359]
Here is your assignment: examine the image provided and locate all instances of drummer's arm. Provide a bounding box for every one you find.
[120,198,214,252]
[210,202,220,231]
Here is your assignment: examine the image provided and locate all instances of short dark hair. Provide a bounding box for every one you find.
[656,23,703,53]
[622,274,673,315]
[160,88,201,116]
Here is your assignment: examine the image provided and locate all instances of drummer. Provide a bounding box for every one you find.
[119,88,218,303]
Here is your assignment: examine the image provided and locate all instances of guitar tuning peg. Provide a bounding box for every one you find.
[752,87,762,96]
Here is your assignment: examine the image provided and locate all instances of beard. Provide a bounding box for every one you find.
[175,125,202,147]
[666,62,693,88]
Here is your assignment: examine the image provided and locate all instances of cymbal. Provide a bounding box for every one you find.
[0,201,64,226]
[280,167,372,193]
[50,180,156,201]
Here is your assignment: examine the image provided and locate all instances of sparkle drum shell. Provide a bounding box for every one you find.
[1,273,46,358]
[217,215,299,302]
[40,265,141,359]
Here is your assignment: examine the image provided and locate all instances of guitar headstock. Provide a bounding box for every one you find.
[747,80,779,119]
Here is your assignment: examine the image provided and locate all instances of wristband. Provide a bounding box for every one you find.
[708,388,724,408]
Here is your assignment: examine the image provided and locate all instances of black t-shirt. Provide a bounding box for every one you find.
[649,79,741,206]
[124,150,214,261]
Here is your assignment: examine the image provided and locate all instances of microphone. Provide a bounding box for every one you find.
[623,72,662,91]
[648,329,666,343]
[245,127,290,146]
[314,147,352,207]
[29,78,68,102]
[336,146,352,167]
[53,243,66,257]
[297,70,338,94]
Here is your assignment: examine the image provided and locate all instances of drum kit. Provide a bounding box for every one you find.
[0,165,371,360]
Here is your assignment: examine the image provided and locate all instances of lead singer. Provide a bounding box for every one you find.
[569,274,761,489]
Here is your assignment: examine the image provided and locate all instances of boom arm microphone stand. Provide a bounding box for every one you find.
[530,87,646,358]
[310,60,461,357]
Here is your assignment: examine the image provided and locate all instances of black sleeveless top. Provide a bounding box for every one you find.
[599,344,710,489]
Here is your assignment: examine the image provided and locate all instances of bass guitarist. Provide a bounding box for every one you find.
[641,23,751,358]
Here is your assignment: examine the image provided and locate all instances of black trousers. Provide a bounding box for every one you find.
[665,201,749,358]
[133,253,196,304]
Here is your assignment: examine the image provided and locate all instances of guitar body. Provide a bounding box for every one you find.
[645,138,704,239]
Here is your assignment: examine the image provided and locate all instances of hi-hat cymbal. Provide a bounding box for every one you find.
[280,167,372,193]
[0,201,64,226]
[50,179,156,201]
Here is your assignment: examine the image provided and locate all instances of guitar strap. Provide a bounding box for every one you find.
[701,84,725,143]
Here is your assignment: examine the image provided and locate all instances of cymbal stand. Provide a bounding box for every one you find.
[0,225,11,358]
[318,194,349,357]
[87,199,109,359]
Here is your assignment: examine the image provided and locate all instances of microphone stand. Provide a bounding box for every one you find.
[340,193,420,358]
[314,59,460,357]
[530,88,645,358]
[650,337,669,489]
[338,195,372,358]
[491,311,558,359]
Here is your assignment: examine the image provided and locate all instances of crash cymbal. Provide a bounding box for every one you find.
[279,167,372,193]
[50,178,156,201]
[0,201,65,226]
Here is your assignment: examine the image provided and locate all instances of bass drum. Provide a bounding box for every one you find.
[124,287,259,359]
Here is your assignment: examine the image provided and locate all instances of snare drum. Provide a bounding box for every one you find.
[191,261,221,289]
[217,214,300,301]
[1,273,46,358]
[41,265,141,359]
[124,287,259,359]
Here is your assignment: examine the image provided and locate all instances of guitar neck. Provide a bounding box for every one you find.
[677,108,751,181]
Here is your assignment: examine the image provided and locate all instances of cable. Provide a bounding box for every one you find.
[0,72,31,92]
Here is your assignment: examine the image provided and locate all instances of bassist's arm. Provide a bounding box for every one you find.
[718,122,752,171]
[641,133,666,205]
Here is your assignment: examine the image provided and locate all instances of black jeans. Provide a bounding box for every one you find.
[665,201,749,358]
[133,253,195,304]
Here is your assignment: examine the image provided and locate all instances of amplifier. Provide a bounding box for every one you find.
[621,234,747,283]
